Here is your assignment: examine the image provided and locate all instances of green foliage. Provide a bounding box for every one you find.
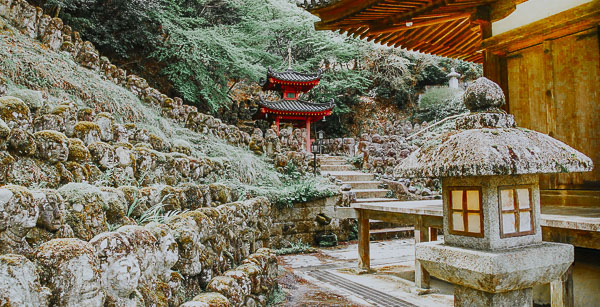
[274,240,313,255]
[266,283,286,306]
[367,47,481,109]
[414,87,467,122]
[348,221,358,241]
[272,177,337,209]
[33,0,161,59]
[345,155,363,170]
[41,0,372,115]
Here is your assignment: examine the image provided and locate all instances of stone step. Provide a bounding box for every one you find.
[355,197,401,203]
[345,181,381,190]
[369,226,414,241]
[321,164,354,172]
[352,189,390,199]
[319,158,347,165]
[323,171,374,182]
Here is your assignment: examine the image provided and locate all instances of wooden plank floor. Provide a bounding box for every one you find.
[350,200,600,249]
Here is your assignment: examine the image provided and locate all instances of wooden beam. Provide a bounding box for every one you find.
[414,215,431,289]
[367,12,471,35]
[482,1,600,53]
[313,0,382,30]
[551,264,574,307]
[357,210,370,271]
[542,226,600,250]
[368,0,457,34]
[541,190,600,208]
[305,118,311,153]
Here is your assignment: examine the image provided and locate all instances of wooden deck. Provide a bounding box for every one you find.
[335,199,600,302]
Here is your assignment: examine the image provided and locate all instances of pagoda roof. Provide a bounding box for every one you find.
[261,67,322,91]
[298,0,514,63]
[267,67,321,83]
[258,96,334,113]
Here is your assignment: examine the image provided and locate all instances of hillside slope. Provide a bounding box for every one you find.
[0,2,343,305]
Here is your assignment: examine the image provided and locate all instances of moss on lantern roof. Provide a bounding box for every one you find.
[395,78,594,178]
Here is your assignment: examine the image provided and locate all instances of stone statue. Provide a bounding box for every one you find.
[116,225,159,284]
[57,183,108,241]
[90,231,143,307]
[34,130,69,163]
[145,222,182,306]
[26,189,74,248]
[145,222,179,281]
[35,238,105,307]
[0,254,51,306]
[167,213,205,276]
[0,185,39,256]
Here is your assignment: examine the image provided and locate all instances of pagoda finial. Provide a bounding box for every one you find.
[287,46,292,69]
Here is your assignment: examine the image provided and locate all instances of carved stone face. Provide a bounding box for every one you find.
[145,222,179,279]
[90,232,140,301]
[73,121,101,146]
[168,216,203,276]
[32,189,66,231]
[51,105,77,137]
[116,225,159,284]
[0,254,51,307]
[107,256,140,297]
[0,96,32,130]
[88,141,115,170]
[35,239,105,307]
[57,183,108,241]
[94,113,114,142]
[34,131,69,163]
[0,185,38,237]
[8,128,36,156]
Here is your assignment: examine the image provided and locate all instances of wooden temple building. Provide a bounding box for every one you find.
[302,0,600,249]
[257,67,335,152]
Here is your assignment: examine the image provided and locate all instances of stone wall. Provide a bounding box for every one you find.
[183,249,278,306]
[0,180,276,306]
[271,193,356,248]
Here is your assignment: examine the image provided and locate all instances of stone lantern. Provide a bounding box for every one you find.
[447,68,461,89]
[396,77,593,306]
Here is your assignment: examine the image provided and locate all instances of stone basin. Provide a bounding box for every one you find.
[416,241,573,293]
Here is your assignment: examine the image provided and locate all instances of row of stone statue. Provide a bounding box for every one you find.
[0,96,229,188]
[0,181,275,305]
[0,239,276,307]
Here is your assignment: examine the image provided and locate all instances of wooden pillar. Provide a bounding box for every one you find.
[358,210,370,271]
[551,264,574,307]
[430,227,438,242]
[305,117,311,153]
[414,216,431,289]
[275,115,280,136]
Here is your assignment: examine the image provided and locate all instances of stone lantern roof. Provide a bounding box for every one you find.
[396,77,593,178]
[446,68,460,78]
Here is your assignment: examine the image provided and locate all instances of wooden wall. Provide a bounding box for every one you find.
[504,27,600,191]
[482,1,600,208]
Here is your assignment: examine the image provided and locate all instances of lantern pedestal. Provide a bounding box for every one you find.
[416,242,573,307]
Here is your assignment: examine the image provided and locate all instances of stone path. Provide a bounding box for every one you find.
[276,240,454,307]
[320,156,412,239]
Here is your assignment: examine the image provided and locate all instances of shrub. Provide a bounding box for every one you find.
[274,240,314,255]
[414,87,466,122]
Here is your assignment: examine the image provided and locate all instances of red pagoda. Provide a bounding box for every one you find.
[256,66,334,153]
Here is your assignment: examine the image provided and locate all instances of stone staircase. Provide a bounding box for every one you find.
[320,156,413,240]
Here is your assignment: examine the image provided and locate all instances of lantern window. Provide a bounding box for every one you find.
[499,186,534,237]
[448,187,483,237]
